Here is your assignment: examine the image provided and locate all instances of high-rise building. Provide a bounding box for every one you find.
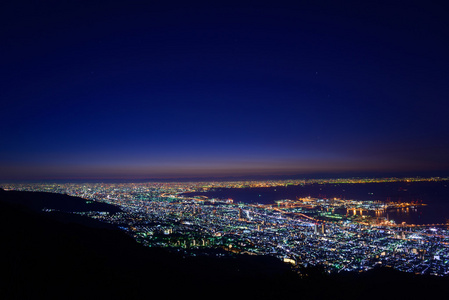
[314,223,325,235]
[238,208,245,220]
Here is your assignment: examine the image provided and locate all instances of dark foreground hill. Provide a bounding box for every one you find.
[1,189,448,299]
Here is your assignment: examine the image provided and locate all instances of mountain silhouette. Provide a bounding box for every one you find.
[1,188,448,299]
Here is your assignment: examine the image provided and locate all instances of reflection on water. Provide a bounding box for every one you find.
[344,206,426,225]
[185,181,449,225]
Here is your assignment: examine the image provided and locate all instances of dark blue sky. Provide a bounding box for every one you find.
[1,1,449,180]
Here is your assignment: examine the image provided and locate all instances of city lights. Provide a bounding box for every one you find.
[3,176,449,276]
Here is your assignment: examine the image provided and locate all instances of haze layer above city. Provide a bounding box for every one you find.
[2,1,449,181]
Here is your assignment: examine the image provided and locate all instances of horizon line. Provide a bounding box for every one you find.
[2,171,449,183]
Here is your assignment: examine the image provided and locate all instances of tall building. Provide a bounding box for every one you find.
[238,208,244,220]
[314,223,325,235]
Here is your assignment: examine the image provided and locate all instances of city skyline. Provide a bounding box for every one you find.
[2,1,449,181]
[4,177,449,276]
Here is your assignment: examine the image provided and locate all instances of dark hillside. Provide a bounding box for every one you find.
[1,189,448,299]
[0,189,297,299]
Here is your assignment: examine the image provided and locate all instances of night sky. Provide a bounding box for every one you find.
[2,1,449,181]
